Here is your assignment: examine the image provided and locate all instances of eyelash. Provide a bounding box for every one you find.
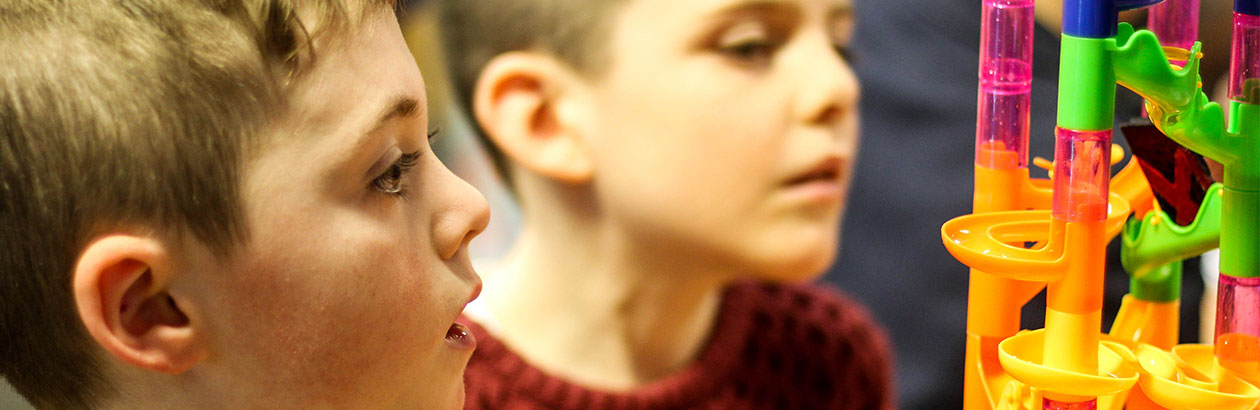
[719,37,854,66]
[720,37,780,65]
[369,129,441,199]
[371,151,421,199]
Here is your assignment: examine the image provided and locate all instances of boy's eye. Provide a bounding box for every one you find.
[721,38,777,63]
[371,151,421,198]
[715,21,781,66]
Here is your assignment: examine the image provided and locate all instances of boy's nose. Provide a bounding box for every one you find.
[432,168,491,261]
[795,39,860,126]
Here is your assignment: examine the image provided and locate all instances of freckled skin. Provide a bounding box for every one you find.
[179,10,489,410]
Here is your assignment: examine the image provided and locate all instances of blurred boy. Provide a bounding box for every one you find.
[438,0,893,408]
[0,1,488,408]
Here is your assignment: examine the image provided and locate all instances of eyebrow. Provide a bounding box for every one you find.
[831,2,852,17]
[706,0,800,20]
[351,95,424,154]
[830,1,853,20]
[369,96,423,134]
[702,0,852,29]
[337,95,425,180]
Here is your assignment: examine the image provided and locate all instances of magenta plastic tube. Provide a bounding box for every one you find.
[1148,0,1200,57]
[1230,11,1260,103]
[976,0,1035,169]
[1052,128,1112,223]
[1215,275,1260,368]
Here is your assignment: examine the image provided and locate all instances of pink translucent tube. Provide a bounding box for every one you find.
[1043,398,1097,410]
[1230,12,1260,103]
[1215,274,1260,369]
[975,0,1034,170]
[1052,128,1112,223]
[1148,0,1199,55]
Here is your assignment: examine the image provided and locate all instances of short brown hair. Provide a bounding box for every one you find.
[0,0,392,407]
[436,0,624,187]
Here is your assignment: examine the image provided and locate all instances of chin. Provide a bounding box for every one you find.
[750,244,837,283]
[433,378,466,410]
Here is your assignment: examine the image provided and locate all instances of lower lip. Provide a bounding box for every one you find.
[445,322,476,350]
[783,180,844,203]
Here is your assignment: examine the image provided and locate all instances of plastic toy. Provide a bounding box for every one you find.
[942,0,1260,408]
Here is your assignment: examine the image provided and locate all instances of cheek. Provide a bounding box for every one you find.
[596,84,786,204]
[591,64,836,274]
[592,73,798,239]
[215,210,450,397]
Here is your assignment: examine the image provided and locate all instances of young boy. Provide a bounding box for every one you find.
[0,1,488,408]
[437,0,892,408]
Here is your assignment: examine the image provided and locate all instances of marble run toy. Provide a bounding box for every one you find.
[942,0,1260,408]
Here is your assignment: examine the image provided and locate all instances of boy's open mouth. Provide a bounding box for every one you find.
[785,157,842,186]
[446,281,482,350]
[446,322,475,350]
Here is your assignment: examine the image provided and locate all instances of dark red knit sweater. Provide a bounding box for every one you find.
[460,281,894,410]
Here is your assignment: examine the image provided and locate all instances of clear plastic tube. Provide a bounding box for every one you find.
[1229,12,1260,103]
[1148,0,1200,55]
[1215,274,1260,369]
[975,0,1034,169]
[1043,398,1098,410]
[1052,128,1112,223]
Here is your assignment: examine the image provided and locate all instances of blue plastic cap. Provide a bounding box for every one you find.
[1063,0,1164,38]
[1063,0,1116,38]
[1239,0,1260,16]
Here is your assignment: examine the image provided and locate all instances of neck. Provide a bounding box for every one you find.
[95,367,214,410]
[480,191,729,390]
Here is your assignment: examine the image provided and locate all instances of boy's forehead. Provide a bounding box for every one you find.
[646,0,852,25]
[691,0,853,13]
[279,13,422,135]
[258,9,425,177]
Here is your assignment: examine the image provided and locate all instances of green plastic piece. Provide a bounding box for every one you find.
[1131,262,1182,302]
[1112,25,1260,279]
[1058,35,1118,130]
[1222,188,1260,278]
[1120,183,1224,301]
[1112,26,1201,112]
[1229,102,1260,140]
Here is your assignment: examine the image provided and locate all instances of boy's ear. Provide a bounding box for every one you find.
[73,235,207,374]
[473,51,594,184]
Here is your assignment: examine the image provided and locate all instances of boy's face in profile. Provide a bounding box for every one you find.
[183,11,487,409]
[579,0,858,279]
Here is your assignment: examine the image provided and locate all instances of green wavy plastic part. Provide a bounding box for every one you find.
[1121,184,1224,301]
[1112,25,1260,278]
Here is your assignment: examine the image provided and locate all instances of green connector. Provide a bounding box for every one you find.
[1225,101,1260,191]
[1120,184,1224,301]
[1131,262,1181,302]
[1058,34,1117,131]
[1222,188,1260,278]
